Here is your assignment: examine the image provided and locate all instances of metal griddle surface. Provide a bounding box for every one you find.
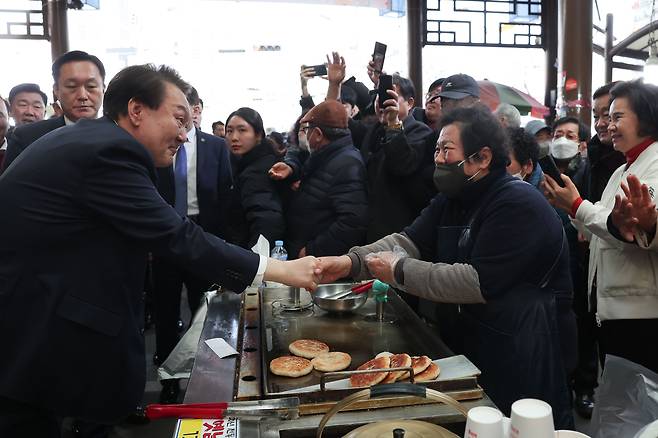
[261,285,454,395]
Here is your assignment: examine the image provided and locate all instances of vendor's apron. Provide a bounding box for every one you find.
[425,181,574,429]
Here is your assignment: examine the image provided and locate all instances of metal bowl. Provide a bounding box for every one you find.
[312,283,368,314]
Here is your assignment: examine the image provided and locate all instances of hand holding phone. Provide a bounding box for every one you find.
[538,155,566,188]
[307,64,327,77]
[372,42,387,73]
[378,74,394,110]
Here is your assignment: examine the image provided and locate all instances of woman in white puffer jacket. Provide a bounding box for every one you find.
[544,79,658,373]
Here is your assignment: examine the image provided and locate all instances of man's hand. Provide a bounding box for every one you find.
[381,89,400,126]
[326,52,345,85]
[611,174,658,241]
[268,162,293,180]
[265,256,322,291]
[300,65,315,97]
[542,173,581,213]
[298,247,307,258]
[367,60,381,87]
[318,255,352,283]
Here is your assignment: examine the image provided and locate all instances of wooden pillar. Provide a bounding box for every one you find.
[557,0,593,126]
[47,0,69,62]
[407,0,423,96]
[604,13,613,84]
[543,0,558,123]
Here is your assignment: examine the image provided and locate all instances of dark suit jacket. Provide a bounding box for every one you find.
[1,115,66,172]
[0,117,259,422]
[156,128,233,237]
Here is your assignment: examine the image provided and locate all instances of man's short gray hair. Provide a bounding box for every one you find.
[494,103,521,128]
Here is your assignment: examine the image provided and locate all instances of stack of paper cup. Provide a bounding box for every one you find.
[464,406,506,438]
[509,399,555,438]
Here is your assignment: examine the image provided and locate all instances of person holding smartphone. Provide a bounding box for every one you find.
[544,80,658,376]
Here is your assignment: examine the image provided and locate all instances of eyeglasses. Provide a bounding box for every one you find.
[425,93,440,103]
[300,125,314,134]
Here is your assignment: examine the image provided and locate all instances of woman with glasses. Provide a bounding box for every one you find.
[320,105,576,428]
[544,79,658,374]
[225,107,285,249]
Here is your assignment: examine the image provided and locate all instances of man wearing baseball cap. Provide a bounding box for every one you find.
[284,99,368,259]
[438,73,480,113]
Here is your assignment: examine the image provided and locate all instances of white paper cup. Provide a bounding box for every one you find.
[464,406,504,438]
[510,399,555,438]
[555,431,590,437]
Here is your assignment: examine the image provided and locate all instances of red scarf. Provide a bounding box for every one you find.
[625,138,655,166]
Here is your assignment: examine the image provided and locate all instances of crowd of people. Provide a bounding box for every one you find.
[0,47,657,437]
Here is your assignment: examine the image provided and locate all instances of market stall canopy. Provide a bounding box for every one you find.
[478,79,549,119]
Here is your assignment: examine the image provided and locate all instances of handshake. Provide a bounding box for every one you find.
[265,255,355,292]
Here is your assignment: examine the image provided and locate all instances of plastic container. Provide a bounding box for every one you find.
[270,240,288,261]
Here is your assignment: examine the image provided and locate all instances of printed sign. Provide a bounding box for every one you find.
[174,418,239,438]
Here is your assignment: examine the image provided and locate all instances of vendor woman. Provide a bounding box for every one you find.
[321,105,577,428]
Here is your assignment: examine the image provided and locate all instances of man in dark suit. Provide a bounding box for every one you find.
[0,64,321,437]
[1,50,105,172]
[152,87,234,402]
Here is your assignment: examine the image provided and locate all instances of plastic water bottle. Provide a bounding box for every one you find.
[270,240,288,261]
[268,241,287,287]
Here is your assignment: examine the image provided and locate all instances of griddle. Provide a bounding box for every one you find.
[235,284,483,412]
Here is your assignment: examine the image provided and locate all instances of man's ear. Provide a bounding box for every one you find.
[53,84,60,102]
[522,160,534,176]
[127,98,144,126]
[407,97,415,108]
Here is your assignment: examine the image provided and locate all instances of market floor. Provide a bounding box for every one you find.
[106,292,596,438]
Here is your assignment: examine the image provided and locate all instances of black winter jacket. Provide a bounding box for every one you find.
[227,141,285,249]
[358,115,433,242]
[286,135,368,258]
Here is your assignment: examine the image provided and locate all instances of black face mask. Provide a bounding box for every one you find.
[433,153,481,198]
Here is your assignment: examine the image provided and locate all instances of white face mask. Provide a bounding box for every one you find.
[513,171,526,180]
[550,137,579,160]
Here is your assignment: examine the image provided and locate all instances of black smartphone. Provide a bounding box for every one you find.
[308,64,327,76]
[378,74,393,108]
[538,155,566,188]
[372,42,387,73]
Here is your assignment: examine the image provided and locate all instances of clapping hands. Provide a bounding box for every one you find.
[611,174,658,242]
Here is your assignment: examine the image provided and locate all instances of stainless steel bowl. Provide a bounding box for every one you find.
[312,283,368,314]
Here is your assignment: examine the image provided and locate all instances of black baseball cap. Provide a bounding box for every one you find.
[438,73,480,100]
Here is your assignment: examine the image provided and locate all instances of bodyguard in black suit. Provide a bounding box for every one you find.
[1,50,106,173]
[0,64,321,436]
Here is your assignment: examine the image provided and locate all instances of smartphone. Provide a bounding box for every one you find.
[308,64,327,76]
[372,42,387,73]
[538,155,566,188]
[378,74,393,108]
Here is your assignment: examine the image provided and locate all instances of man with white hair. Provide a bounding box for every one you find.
[494,103,521,128]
